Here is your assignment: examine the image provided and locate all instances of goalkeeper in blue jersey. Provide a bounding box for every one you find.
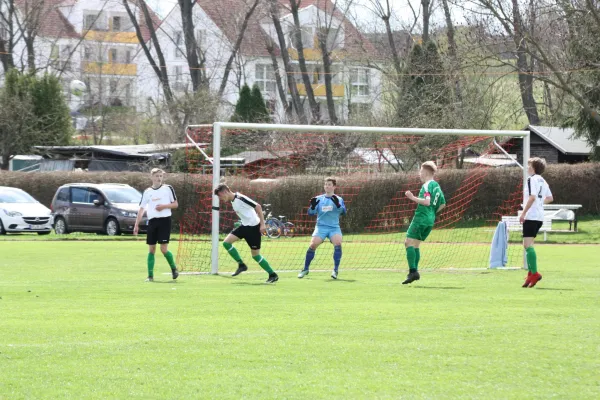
[298,177,347,279]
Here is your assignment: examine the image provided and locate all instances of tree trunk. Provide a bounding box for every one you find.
[122,0,180,127]
[512,0,540,125]
[290,0,320,122]
[178,0,206,92]
[269,0,307,124]
[0,0,16,71]
[218,0,260,97]
[441,0,461,101]
[25,35,35,73]
[318,32,338,124]
[265,38,292,118]
[421,0,431,43]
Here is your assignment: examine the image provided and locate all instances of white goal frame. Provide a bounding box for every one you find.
[187,122,530,274]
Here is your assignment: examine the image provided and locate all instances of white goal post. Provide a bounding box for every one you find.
[191,122,530,274]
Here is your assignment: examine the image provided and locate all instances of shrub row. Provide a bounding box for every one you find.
[1,163,598,232]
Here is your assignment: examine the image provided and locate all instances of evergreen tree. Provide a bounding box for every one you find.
[231,84,253,122]
[231,84,271,123]
[0,70,72,169]
[250,84,271,123]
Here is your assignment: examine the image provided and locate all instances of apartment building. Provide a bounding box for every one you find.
[2,0,159,108]
[136,0,382,123]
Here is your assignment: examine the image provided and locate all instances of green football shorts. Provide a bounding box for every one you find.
[406,221,433,241]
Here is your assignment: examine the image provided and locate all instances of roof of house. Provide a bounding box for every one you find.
[226,150,295,165]
[196,0,376,59]
[196,0,273,57]
[528,125,595,155]
[34,143,197,159]
[14,0,79,39]
[13,0,161,42]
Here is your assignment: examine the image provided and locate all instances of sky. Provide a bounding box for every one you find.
[146,0,467,32]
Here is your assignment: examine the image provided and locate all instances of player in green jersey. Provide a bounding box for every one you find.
[402,161,446,284]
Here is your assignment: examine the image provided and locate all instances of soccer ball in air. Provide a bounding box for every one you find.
[70,80,87,97]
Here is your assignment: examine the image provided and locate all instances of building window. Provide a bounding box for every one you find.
[110,80,118,94]
[125,49,132,64]
[350,68,370,96]
[255,64,276,96]
[84,13,106,31]
[50,44,59,60]
[112,16,121,32]
[301,27,314,48]
[83,46,92,61]
[196,29,207,50]
[0,24,7,40]
[124,82,131,105]
[174,31,183,59]
[288,26,314,49]
[173,65,184,91]
[109,48,117,63]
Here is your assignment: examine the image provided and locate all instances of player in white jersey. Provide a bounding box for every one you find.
[214,184,279,283]
[519,157,553,288]
[134,168,179,282]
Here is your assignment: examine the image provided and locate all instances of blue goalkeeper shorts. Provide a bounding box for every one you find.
[312,225,342,241]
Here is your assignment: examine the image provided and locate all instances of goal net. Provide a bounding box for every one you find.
[178,123,529,274]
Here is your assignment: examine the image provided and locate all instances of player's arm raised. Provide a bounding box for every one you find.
[308,196,320,215]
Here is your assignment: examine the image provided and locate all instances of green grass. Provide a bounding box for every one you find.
[3,216,598,244]
[1,241,599,399]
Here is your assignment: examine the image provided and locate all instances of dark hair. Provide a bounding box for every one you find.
[529,157,546,175]
[325,177,337,186]
[214,183,231,196]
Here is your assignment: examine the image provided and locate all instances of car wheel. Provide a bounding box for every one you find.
[105,218,121,236]
[54,217,69,235]
[37,231,51,235]
[0,219,6,235]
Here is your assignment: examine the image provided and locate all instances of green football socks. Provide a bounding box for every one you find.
[253,254,274,274]
[147,253,155,278]
[415,248,421,269]
[223,242,243,263]
[406,246,417,272]
[526,247,537,274]
[164,251,177,270]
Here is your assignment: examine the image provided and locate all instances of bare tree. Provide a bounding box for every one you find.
[268,0,307,123]
[123,0,180,127]
[316,0,355,124]
[217,0,261,97]
[289,0,320,122]
[0,0,16,71]
[421,0,433,43]
[178,0,209,91]
[441,0,461,101]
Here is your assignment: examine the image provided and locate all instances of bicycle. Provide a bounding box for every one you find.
[262,204,295,239]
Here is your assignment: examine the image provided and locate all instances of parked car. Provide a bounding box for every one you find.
[51,183,147,236]
[0,186,53,235]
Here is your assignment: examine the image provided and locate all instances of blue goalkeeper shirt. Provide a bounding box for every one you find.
[308,194,347,228]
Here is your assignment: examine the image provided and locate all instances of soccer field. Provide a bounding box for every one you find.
[1,241,599,399]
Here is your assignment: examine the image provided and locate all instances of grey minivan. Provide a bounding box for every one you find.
[51,183,147,235]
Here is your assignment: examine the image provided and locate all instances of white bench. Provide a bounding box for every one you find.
[543,204,582,232]
[501,215,553,241]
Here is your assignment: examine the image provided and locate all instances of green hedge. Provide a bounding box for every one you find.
[1,163,598,232]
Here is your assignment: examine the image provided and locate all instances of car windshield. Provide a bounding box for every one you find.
[0,189,38,203]
[102,187,142,204]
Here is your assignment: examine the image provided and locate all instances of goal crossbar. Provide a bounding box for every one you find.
[190,123,531,274]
